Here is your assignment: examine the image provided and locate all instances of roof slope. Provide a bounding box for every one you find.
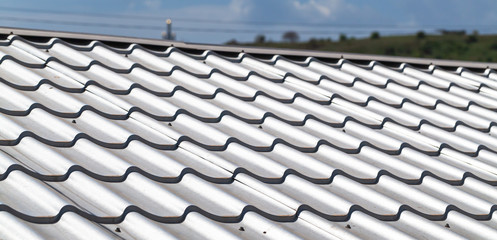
[0,30,497,239]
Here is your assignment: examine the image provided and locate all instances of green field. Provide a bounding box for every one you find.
[238,34,497,62]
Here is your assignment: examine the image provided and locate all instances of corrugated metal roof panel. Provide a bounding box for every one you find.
[0,32,497,239]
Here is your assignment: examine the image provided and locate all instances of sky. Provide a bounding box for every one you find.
[1,0,497,44]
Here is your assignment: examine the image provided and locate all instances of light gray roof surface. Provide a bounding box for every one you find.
[1,29,497,239]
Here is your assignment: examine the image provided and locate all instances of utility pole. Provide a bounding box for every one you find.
[161,19,176,40]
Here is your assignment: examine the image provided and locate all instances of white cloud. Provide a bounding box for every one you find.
[160,0,253,22]
[400,18,419,28]
[292,0,342,19]
[229,0,253,17]
[144,0,161,9]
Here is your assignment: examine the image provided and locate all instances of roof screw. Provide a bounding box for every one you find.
[258,125,263,129]
[72,120,76,124]
[444,223,450,228]
[45,49,49,53]
[342,129,346,133]
[168,123,172,126]
[263,231,267,234]
[345,224,351,229]
[238,227,245,231]
[115,227,121,232]
[124,54,128,57]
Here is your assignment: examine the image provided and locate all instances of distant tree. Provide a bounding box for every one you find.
[254,34,266,44]
[466,30,478,43]
[339,33,347,42]
[370,31,380,39]
[308,38,319,49]
[225,39,238,45]
[416,31,426,39]
[439,29,466,35]
[282,31,299,43]
[490,42,497,50]
[421,40,440,55]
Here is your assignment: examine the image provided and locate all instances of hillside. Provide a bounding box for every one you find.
[238,34,497,62]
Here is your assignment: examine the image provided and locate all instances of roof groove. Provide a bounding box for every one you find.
[1,161,497,186]
[0,198,496,224]
[1,61,495,132]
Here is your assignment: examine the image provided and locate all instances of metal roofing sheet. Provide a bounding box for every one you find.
[0,32,497,239]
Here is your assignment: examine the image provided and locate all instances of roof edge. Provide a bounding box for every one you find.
[1,26,496,70]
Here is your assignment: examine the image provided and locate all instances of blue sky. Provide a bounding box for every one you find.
[1,0,497,44]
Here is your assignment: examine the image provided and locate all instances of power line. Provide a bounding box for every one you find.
[0,16,417,35]
[0,6,164,20]
[0,16,163,30]
[1,6,496,29]
[0,6,397,28]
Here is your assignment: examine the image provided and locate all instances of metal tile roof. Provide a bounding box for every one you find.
[1,28,497,239]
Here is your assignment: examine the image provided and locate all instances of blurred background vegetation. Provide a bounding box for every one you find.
[227,30,497,62]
